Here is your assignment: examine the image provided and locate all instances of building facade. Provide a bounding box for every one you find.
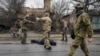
[24,0,51,17]
[89,10,100,33]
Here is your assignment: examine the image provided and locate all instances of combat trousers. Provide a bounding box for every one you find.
[62,32,67,41]
[19,28,27,44]
[61,28,67,41]
[43,30,51,48]
[21,32,27,44]
[67,36,90,56]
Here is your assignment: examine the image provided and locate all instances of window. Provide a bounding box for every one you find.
[92,16,100,29]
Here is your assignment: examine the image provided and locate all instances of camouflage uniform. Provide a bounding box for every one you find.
[68,18,75,39]
[18,18,28,44]
[10,21,19,38]
[37,13,52,49]
[18,14,33,44]
[61,19,68,41]
[67,3,93,56]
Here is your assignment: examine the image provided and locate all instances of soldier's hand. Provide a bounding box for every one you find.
[88,38,93,43]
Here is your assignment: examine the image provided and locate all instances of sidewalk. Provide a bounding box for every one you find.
[0,32,100,40]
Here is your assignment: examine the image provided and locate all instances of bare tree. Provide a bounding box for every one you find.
[0,0,25,18]
[51,0,70,32]
[51,0,70,20]
[0,0,25,30]
[74,0,100,12]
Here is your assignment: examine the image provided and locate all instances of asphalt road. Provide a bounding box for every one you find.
[0,38,100,56]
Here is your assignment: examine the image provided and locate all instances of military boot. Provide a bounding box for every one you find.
[47,47,52,50]
[65,37,68,41]
[45,46,52,50]
[21,39,26,44]
[61,35,64,41]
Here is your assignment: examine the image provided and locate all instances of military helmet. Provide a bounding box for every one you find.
[43,13,50,17]
[75,3,84,8]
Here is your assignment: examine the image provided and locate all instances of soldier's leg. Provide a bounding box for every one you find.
[80,39,90,56]
[67,36,81,56]
[16,29,20,37]
[48,31,51,38]
[64,28,68,41]
[61,32,64,41]
[18,28,22,39]
[65,32,67,41]
[43,31,51,49]
[21,32,27,44]
[44,38,51,48]
[12,32,16,37]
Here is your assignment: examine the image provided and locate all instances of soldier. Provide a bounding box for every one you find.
[60,19,68,41]
[68,18,75,39]
[67,3,93,56]
[36,12,52,50]
[10,21,19,38]
[18,13,34,44]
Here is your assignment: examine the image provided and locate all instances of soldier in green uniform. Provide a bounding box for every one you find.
[18,14,34,44]
[60,19,68,41]
[36,12,52,50]
[67,3,93,56]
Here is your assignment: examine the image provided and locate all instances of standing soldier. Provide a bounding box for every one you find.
[60,19,68,41]
[68,17,75,39]
[18,13,34,44]
[67,3,93,56]
[36,12,52,50]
